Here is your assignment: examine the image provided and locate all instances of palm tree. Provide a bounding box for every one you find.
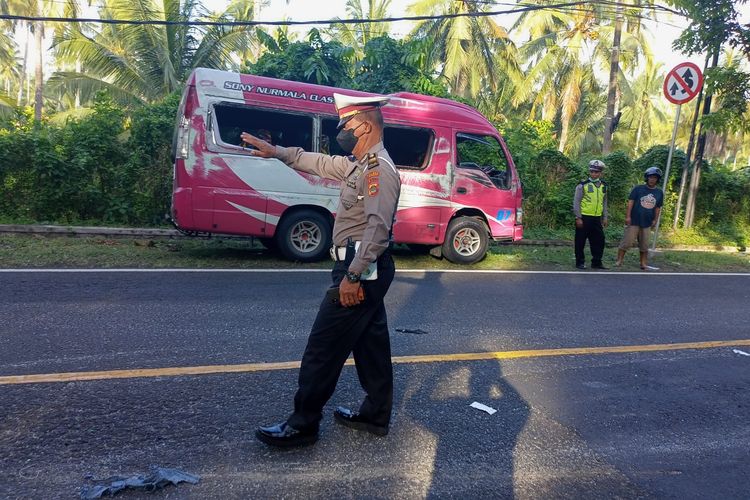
[601,0,655,152]
[512,2,602,152]
[4,0,83,119]
[0,23,20,100]
[407,0,520,100]
[513,0,651,153]
[561,67,607,157]
[328,0,392,61]
[617,60,667,155]
[50,0,264,106]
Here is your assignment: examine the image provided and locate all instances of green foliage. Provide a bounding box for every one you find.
[632,145,686,190]
[243,29,354,88]
[702,65,750,134]
[669,0,749,56]
[501,119,556,180]
[49,0,262,106]
[0,93,129,222]
[0,92,178,226]
[521,149,582,228]
[123,93,181,225]
[692,161,750,248]
[352,36,448,96]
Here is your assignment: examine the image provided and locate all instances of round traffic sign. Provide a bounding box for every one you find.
[663,62,703,105]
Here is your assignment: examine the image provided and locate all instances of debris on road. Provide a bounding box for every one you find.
[79,466,200,499]
[732,349,750,357]
[470,401,497,415]
[395,327,429,335]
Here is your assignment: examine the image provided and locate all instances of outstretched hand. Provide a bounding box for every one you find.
[240,132,276,158]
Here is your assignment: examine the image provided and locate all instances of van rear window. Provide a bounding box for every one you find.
[213,104,313,150]
[321,118,432,169]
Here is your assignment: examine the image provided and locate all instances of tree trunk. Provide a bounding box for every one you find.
[33,19,44,121]
[17,21,28,105]
[634,112,643,155]
[558,116,569,153]
[684,49,720,228]
[673,57,708,229]
[75,59,81,108]
[602,0,623,154]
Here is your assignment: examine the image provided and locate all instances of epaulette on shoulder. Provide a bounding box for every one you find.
[366,152,380,169]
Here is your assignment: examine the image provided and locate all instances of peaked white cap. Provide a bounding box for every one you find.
[334,93,389,127]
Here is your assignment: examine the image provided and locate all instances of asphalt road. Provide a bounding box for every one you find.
[1,269,749,499]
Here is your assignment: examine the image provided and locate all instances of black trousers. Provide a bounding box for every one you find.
[575,215,605,266]
[286,253,395,431]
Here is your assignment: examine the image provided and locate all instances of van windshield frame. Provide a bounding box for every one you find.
[455,132,512,190]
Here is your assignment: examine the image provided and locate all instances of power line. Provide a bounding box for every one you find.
[0,0,684,27]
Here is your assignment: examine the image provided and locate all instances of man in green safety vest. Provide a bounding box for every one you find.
[573,159,609,269]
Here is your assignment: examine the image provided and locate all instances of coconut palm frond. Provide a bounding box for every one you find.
[47,71,147,106]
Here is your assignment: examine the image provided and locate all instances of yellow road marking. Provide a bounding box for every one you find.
[2,339,749,386]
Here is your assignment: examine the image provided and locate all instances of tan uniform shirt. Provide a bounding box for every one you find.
[275,141,401,275]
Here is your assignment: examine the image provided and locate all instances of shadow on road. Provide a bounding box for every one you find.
[396,359,529,498]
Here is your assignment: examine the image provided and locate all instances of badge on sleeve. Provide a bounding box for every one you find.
[367,170,379,196]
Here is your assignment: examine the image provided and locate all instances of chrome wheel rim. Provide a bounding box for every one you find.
[290,221,322,253]
[452,228,481,256]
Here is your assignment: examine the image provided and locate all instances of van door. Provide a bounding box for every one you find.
[454,133,516,239]
[207,103,314,236]
[320,118,447,245]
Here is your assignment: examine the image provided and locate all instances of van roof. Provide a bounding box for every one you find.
[188,68,498,133]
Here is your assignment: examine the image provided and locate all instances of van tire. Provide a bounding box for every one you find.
[275,210,332,262]
[441,217,488,264]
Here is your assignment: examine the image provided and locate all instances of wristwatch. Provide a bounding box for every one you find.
[345,271,361,283]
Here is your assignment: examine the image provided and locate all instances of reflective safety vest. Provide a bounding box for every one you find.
[580,179,606,216]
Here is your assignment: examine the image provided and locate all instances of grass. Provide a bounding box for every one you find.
[1,234,748,272]
[524,225,748,250]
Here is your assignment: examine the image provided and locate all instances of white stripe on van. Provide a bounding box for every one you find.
[226,201,280,226]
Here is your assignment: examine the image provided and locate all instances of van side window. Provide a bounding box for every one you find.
[320,118,433,169]
[213,103,313,150]
[456,133,510,189]
[383,126,432,169]
[320,118,348,156]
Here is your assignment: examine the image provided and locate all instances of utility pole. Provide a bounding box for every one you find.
[602,0,623,154]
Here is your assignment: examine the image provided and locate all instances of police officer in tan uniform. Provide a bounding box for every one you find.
[241,93,401,447]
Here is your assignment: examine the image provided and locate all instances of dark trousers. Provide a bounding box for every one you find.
[575,215,605,266]
[286,253,395,431]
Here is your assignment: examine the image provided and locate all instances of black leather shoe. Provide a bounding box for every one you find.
[591,263,609,269]
[575,263,586,269]
[255,422,318,448]
[333,407,388,436]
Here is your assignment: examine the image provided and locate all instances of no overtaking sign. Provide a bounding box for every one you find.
[663,62,703,105]
[651,61,704,252]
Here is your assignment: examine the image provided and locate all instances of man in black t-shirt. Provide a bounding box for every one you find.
[615,167,664,271]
